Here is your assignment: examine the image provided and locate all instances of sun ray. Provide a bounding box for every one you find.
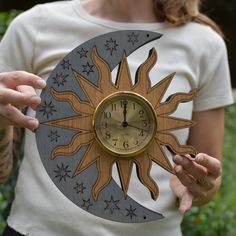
[72,69,104,107]
[156,90,196,115]
[42,115,93,132]
[133,48,157,95]
[115,52,133,90]
[157,116,195,132]
[72,46,118,108]
[156,133,197,156]
[134,155,159,200]
[147,73,175,108]
[51,132,94,159]
[50,87,94,115]
[91,46,117,96]
[116,158,133,196]
[92,154,116,201]
[73,141,100,176]
[148,139,174,173]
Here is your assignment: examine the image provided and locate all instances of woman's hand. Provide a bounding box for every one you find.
[0,71,46,130]
[170,153,222,213]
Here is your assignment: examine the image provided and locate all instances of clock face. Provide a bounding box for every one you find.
[93,91,157,157]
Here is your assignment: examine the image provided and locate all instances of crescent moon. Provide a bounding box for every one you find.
[36,30,164,223]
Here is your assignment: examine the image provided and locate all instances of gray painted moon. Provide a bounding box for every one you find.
[36,30,164,223]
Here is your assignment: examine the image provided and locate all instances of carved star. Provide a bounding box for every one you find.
[104,195,120,214]
[82,62,94,75]
[104,38,118,55]
[128,32,139,45]
[61,59,71,70]
[48,130,60,142]
[126,205,137,219]
[39,101,57,119]
[73,182,86,194]
[81,199,93,210]
[53,73,68,87]
[77,48,89,58]
[54,163,71,182]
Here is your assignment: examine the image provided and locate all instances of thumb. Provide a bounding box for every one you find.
[178,191,193,213]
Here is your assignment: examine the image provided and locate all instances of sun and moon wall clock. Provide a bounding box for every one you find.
[36,30,197,223]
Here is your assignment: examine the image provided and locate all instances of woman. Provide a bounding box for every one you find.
[0,0,233,235]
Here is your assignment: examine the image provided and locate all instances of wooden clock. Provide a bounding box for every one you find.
[36,30,197,223]
[93,91,157,157]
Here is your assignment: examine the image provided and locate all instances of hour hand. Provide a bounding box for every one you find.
[127,123,148,132]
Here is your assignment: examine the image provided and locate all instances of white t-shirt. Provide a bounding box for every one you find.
[0,1,233,235]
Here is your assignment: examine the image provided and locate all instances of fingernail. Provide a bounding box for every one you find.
[28,119,39,129]
[196,155,203,163]
[175,165,182,173]
[179,206,188,214]
[35,79,46,88]
[173,155,181,162]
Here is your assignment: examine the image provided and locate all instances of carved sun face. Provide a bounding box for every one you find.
[42,46,196,201]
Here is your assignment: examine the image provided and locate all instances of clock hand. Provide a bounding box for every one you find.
[126,123,148,132]
[122,100,128,127]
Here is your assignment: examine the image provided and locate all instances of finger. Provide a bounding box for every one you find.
[0,88,41,107]
[174,165,208,196]
[197,173,216,190]
[0,71,46,89]
[178,191,193,213]
[16,85,41,110]
[17,85,36,96]
[173,155,206,181]
[0,104,38,131]
[30,101,41,111]
[195,153,221,177]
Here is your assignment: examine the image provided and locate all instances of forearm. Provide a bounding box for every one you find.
[188,109,224,205]
[0,71,46,182]
[0,126,13,183]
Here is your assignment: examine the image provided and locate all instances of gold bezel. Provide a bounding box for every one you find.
[93,91,157,157]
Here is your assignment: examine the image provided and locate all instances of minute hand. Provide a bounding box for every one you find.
[123,100,128,123]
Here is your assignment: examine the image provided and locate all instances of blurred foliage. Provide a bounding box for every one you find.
[201,0,236,88]
[0,5,236,235]
[0,176,17,232]
[0,10,22,234]
[0,0,52,11]
[0,10,21,38]
[182,198,235,236]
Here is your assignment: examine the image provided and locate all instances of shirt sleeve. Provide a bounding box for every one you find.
[0,6,41,73]
[193,31,234,111]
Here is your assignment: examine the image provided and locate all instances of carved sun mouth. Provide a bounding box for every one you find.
[41,46,196,201]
